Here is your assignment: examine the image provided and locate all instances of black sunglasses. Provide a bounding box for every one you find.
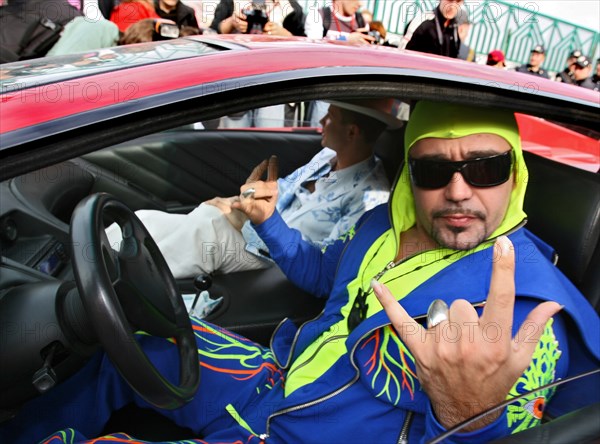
[408,151,513,189]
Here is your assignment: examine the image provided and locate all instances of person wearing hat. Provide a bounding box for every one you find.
[399,0,465,58]
[106,99,396,278]
[571,55,595,90]
[516,45,550,79]
[8,101,599,444]
[555,49,582,84]
[487,49,506,69]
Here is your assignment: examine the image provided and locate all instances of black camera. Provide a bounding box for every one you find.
[244,1,268,34]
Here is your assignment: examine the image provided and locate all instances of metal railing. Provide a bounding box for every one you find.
[300,0,599,72]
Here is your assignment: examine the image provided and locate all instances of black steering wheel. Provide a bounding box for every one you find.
[70,193,199,409]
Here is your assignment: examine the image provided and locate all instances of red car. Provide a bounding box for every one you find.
[0,35,599,443]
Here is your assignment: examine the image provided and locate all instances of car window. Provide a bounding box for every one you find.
[197,103,318,130]
[192,100,411,132]
[189,102,322,130]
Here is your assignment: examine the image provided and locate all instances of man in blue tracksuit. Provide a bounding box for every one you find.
[3,101,598,443]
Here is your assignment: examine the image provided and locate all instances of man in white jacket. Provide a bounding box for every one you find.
[107,99,400,278]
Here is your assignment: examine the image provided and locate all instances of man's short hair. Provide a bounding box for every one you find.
[330,98,401,144]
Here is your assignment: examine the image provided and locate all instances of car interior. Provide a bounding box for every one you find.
[0,89,599,441]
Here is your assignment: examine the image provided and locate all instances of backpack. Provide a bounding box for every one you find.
[321,6,365,38]
[0,0,83,63]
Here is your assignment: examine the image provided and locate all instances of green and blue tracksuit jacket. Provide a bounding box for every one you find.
[7,203,598,444]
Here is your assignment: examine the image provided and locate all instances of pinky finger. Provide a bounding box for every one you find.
[513,301,562,361]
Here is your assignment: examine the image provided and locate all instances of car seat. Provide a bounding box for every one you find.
[522,151,600,312]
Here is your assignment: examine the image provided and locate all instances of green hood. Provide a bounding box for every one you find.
[389,101,528,243]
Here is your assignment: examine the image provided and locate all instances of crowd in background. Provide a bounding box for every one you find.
[1,0,599,91]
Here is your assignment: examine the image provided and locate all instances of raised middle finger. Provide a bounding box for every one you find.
[267,155,278,182]
[480,236,516,333]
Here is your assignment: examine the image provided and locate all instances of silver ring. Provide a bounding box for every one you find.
[241,188,255,198]
[427,299,449,329]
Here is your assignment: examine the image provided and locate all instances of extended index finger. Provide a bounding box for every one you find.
[372,279,425,358]
[480,236,516,330]
[246,159,268,184]
[267,155,278,182]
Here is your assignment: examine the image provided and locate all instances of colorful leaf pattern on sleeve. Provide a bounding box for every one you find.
[507,318,561,433]
[360,325,418,405]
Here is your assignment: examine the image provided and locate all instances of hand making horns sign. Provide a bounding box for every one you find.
[372,236,562,432]
[232,155,279,225]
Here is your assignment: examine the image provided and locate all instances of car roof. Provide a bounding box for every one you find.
[2,35,598,120]
[3,35,598,101]
[1,35,598,172]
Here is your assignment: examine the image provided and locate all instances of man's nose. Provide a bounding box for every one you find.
[444,172,473,202]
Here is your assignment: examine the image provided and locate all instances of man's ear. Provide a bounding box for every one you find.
[347,123,360,140]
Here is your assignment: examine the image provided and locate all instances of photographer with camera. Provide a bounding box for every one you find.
[210,0,305,36]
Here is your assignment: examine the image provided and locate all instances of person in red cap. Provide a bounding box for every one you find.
[486,49,506,69]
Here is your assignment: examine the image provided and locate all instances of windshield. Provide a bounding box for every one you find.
[0,39,222,91]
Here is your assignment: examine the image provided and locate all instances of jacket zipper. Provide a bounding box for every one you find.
[285,334,348,378]
[397,410,414,444]
[270,310,324,370]
[260,328,367,440]
[374,260,396,280]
